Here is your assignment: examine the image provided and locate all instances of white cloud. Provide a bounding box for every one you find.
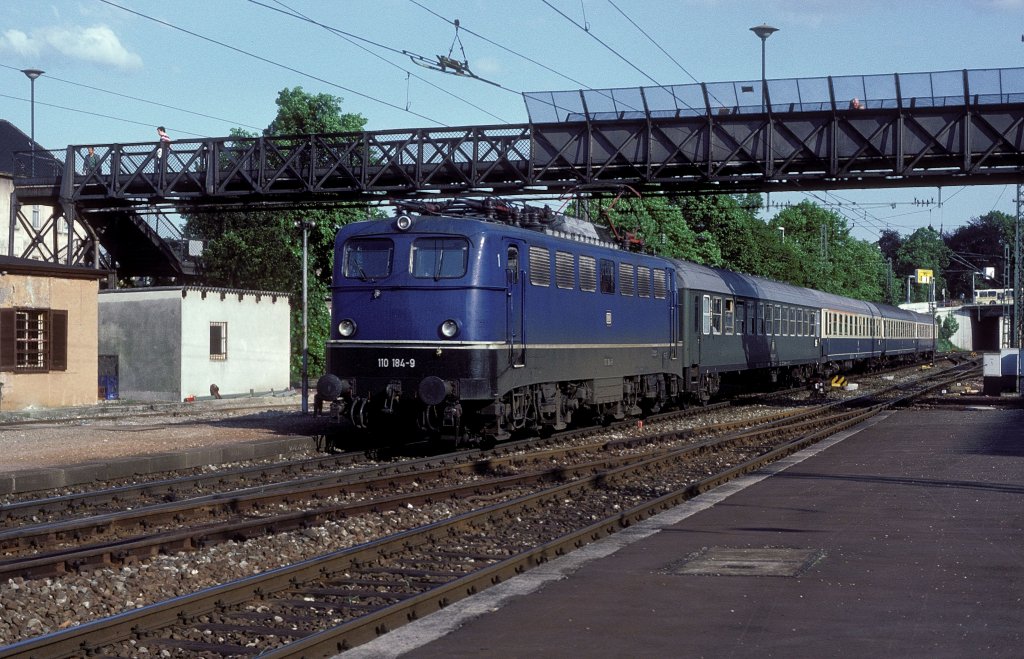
[0,24,142,70]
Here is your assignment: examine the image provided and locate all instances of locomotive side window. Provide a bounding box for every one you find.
[600,259,615,294]
[579,255,597,292]
[637,267,651,298]
[507,246,519,283]
[344,238,393,280]
[529,246,551,287]
[555,251,575,289]
[701,295,711,335]
[653,269,667,299]
[619,263,635,296]
[411,237,469,279]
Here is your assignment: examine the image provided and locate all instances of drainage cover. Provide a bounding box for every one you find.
[669,547,823,577]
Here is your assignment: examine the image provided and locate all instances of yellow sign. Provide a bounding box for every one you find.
[916,269,933,284]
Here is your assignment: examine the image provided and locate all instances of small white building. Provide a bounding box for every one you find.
[99,286,291,402]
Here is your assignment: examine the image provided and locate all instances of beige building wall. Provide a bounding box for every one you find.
[0,272,100,410]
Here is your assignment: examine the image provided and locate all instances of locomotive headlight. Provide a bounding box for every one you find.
[440,319,459,338]
[338,319,357,337]
[395,215,413,231]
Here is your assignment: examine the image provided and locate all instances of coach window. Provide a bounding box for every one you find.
[765,304,773,335]
[344,238,393,279]
[412,237,469,279]
[702,295,712,335]
[724,299,735,335]
[712,297,723,334]
[555,251,575,289]
[600,259,615,294]
[774,304,782,336]
[579,255,597,292]
[813,311,820,338]
[758,303,765,335]
[736,301,746,335]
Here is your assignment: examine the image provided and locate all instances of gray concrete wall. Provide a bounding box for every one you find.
[98,290,182,401]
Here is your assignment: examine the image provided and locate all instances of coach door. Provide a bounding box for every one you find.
[505,242,526,367]
[667,268,678,360]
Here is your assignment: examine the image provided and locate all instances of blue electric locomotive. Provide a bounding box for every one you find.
[316,203,934,445]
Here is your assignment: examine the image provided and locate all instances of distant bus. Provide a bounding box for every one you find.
[974,288,1014,305]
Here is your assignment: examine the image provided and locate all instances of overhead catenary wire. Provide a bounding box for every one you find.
[540,0,663,87]
[98,0,448,127]
[248,0,514,122]
[0,91,210,139]
[0,63,263,133]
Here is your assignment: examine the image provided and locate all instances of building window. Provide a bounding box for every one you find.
[210,322,227,360]
[0,308,67,373]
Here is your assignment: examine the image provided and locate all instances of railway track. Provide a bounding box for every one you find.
[0,359,976,657]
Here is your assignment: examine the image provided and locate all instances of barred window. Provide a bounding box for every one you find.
[619,263,635,296]
[0,308,68,373]
[653,269,667,299]
[637,266,651,298]
[579,255,597,292]
[529,246,551,287]
[210,322,227,360]
[555,251,575,289]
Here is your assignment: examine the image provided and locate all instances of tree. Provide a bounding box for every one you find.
[895,227,951,303]
[670,193,776,275]
[944,211,1014,301]
[768,201,887,301]
[185,87,373,383]
[587,195,722,265]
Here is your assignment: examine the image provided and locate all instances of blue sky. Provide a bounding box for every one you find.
[2,0,1023,242]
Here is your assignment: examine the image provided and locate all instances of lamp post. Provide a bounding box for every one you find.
[296,219,316,414]
[21,68,44,176]
[749,24,778,113]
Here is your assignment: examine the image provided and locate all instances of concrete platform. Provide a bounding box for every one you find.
[344,409,1024,658]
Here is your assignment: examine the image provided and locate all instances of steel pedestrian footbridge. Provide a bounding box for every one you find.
[10,66,1024,277]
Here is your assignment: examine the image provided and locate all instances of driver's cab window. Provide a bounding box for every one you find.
[344,238,393,280]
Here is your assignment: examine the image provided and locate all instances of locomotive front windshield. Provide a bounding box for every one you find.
[410,237,469,279]
[344,238,393,280]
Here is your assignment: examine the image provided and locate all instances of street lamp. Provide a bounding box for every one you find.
[749,24,778,113]
[295,219,316,414]
[21,68,44,176]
